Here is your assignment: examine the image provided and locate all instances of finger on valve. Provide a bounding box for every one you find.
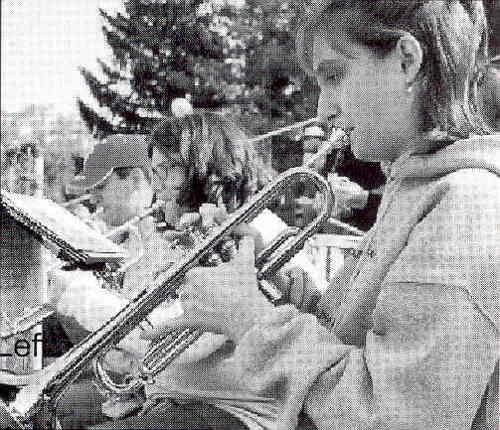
[178,212,202,229]
[188,236,256,282]
[291,267,321,312]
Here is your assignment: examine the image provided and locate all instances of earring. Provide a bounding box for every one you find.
[406,84,413,94]
[327,105,342,122]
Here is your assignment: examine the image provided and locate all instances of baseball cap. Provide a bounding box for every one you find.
[68,134,151,193]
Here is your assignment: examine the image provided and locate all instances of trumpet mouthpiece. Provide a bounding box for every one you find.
[327,127,353,148]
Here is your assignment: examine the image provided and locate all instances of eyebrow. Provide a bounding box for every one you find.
[313,59,348,76]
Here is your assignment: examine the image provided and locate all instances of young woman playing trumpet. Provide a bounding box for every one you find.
[134,2,499,430]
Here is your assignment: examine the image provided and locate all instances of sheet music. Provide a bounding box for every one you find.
[1,190,127,265]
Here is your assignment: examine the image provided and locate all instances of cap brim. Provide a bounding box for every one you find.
[66,167,113,194]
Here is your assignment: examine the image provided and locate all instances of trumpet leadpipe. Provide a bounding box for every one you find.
[247,117,320,144]
[61,193,93,208]
[304,126,352,169]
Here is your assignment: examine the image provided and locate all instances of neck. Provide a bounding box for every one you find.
[407,132,454,157]
[390,130,441,161]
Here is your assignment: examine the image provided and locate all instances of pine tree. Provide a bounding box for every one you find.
[78,0,227,136]
[220,0,318,128]
[240,0,310,118]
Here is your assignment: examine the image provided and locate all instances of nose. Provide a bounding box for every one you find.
[152,173,165,195]
[317,88,342,124]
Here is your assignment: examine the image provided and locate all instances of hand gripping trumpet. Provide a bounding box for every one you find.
[0,127,348,430]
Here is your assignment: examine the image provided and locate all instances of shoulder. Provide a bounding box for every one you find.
[385,165,500,264]
[395,157,499,215]
[444,167,500,191]
[384,168,500,257]
[387,166,500,239]
[397,168,500,249]
[431,168,500,221]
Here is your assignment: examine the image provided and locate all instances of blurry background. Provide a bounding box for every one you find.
[1,0,499,203]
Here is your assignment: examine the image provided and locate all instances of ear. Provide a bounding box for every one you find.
[395,34,423,86]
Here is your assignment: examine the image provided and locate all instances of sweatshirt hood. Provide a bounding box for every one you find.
[390,134,500,181]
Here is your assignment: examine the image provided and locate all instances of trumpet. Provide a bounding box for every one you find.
[0,169,335,430]
[247,117,320,144]
[0,125,353,430]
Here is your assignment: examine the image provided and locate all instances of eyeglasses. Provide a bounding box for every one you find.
[151,158,187,185]
[151,163,169,183]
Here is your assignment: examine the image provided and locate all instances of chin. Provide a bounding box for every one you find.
[350,134,394,163]
[350,140,375,162]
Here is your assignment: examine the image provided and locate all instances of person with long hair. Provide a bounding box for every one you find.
[136,2,499,430]
[149,110,272,230]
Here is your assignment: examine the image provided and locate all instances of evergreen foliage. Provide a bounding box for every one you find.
[78,0,228,136]
[235,0,317,121]
[204,0,318,136]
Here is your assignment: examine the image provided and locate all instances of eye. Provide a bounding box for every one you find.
[326,66,347,84]
[317,62,348,86]
[326,74,339,83]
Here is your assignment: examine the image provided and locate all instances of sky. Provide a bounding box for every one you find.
[1,0,123,114]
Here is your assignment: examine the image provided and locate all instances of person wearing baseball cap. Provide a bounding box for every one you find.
[67,134,153,227]
[53,134,173,429]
